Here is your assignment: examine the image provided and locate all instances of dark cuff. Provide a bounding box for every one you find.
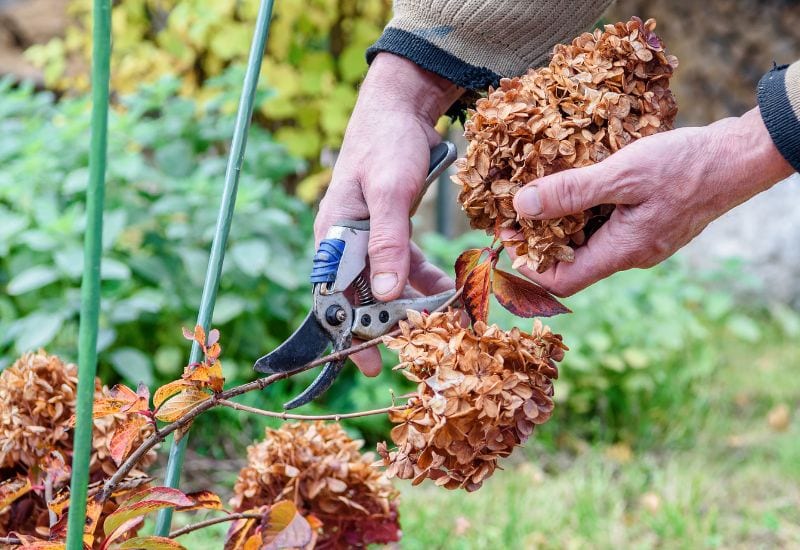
[366,28,500,91]
[757,64,800,172]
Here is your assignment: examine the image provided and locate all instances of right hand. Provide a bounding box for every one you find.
[314,53,463,376]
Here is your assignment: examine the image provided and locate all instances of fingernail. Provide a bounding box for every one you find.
[372,272,398,296]
[515,187,542,217]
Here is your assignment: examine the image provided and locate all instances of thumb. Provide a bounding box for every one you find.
[513,163,633,219]
[366,191,412,302]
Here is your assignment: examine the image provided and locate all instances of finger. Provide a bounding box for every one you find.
[407,242,455,296]
[349,341,383,377]
[313,180,368,246]
[513,159,643,220]
[364,178,418,302]
[511,213,638,296]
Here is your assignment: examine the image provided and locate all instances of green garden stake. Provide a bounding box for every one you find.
[154,0,277,535]
[65,0,111,547]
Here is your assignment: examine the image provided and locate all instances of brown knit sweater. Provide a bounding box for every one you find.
[367,1,800,172]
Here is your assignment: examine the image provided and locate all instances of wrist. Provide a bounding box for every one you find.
[362,53,464,125]
[709,108,794,199]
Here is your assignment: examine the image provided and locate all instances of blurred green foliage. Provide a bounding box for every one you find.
[0,75,312,391]
[423,233,799,447]
[2,73,797,454]
[25,0,391,189]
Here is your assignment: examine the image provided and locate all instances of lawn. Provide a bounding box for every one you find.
[167,325,799,548]
[398,328,800,549]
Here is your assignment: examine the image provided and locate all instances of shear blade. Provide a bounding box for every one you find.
[253,311,330,374]
[283,357,346,410]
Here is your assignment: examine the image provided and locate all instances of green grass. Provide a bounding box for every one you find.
[397,328,800,549]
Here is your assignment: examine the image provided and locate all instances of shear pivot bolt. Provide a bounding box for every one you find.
[326,305,346,325]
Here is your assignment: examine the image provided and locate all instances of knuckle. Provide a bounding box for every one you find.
[553,172,586,214]
[368,234,407,263]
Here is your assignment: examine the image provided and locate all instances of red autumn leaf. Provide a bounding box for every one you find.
[454,248,484,291]
[7,532,64,549]
[193,324,206,348]
[103,487,194,536]
[118,537,186,549]
[47,488,71,517]
[243,534,262,550]
[100,516,145,550]
[182,360,224,393]
[0,476,31,508]
[154,388,211,422]
[492,268,571,318]
[262,501,314,550]
[206,342,221,361]
[136,381,150,402]
[225,510,262,550]
[74,383,150,425]
[109,416,148,466]
[463,259,493,324]
[41,450,70,488]
[49,496,103,546]
[176,490,223,512]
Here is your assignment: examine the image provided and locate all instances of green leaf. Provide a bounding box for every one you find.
[101,258,132,280]
[231,239,270,277]
[110,348,154,386]
[7,266,59,295]
[12,312,63,353]
[726,314,761,343]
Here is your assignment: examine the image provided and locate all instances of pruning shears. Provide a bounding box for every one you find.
[253,141,458,409]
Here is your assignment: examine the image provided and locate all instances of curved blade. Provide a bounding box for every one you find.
[253,311,330,374]
[283,357,347,410]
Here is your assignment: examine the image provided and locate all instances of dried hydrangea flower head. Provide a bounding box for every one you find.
[379,309,565,491]
[231,421,400,547]
[0,351,154,536]
[453,17,679,272]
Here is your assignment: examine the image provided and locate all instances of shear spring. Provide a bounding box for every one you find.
[353,274,376,306]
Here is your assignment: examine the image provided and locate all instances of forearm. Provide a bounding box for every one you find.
[367,0,613,89]
[717,108,794,206]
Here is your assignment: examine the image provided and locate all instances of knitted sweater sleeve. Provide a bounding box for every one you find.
[758,61,800,172]
[366,0,614,90]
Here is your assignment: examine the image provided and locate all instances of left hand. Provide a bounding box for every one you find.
[509,107,794,296]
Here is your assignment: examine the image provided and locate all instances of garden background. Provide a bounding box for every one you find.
[1,0,799,547]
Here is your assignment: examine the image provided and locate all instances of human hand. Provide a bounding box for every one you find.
[510,107,794,296]
[315,53,463,375]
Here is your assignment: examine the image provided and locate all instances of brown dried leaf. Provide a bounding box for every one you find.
[455,248,484,291]
[492,268,571,318]
[262,500,314,550]
[463,260,493,324]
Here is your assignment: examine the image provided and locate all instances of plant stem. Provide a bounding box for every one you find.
[168,512,263,539]
[66,0,111,547]
[218,399,407,421]
[155,0,278,536]
[100,288,461,502]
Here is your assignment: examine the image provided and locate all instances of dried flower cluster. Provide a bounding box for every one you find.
[454,17,679,272]
[0,351,154,536]
[231,421,400,548]
[379,310,565,491]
